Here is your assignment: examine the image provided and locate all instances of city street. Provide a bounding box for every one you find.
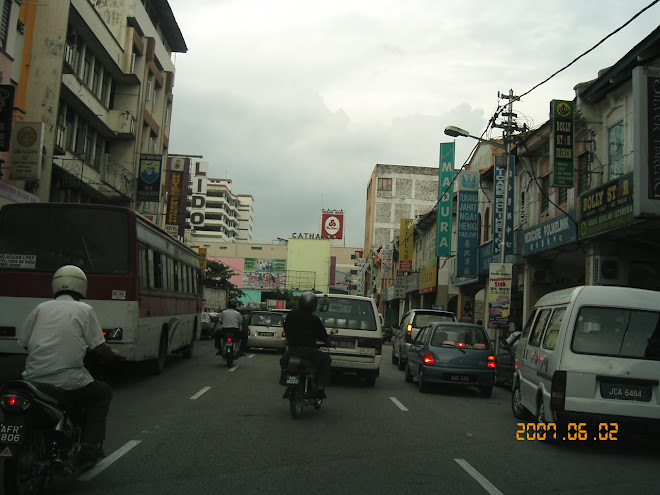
[2,342,659,494]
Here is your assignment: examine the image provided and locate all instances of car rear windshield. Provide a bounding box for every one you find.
[572,306,660,360]
[249,313,284,327]
[0,206,129,274]
[315,298,377,331]
[431,325,490,349]
[412,312,456,327]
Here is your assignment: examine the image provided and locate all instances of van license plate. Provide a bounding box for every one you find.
[332,340,354,349]
[600,382,652,402]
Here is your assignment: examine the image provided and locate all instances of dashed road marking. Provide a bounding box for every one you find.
[389,396,408,411]
[455,458,504,495]
[78,440,141,481]
[190,386,211,400]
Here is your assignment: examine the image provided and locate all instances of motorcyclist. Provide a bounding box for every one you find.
[216,299,245,356]
[18,265,119,465]
[281,291,332,399]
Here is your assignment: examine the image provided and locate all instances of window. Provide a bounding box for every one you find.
[377,178,392,191]
[146,80,152,101]
[82,50,93,85]
[558,186,567,205]
[529,309,551,347]
[608,121,624,179]
[75,119,86,155]
[542,307,566,350]
[519,189,528,227]
[100,73,111,104]
[541,175,550,213]
[0,0,11,50]
[92,63,101,95]
[66,109,76,150]
[151,250,163,289]
[85,128,94,165]
[577,152,591,196]
[138,247,148,288]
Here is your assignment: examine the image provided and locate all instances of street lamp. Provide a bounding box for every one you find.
[444,125,510,263]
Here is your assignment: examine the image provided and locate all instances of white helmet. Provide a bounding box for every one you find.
[52,265,88,298]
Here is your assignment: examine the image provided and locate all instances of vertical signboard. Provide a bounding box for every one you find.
[399,218,414,271]
[165,156,187,238]
[633,65,660,217]
[321,209,344,239]
[488,263,512,331]
[329,256,337,286]
[381,243,393,280]
[198,247,207,278]
[456,170,479,277]
[137,154,162,202]
[357,258,366,296]
[190,161,208,228]
[0,85,15,152]
[492,155,515,260]
[9,122,44,180]
[436,142,454,256]
[550,99,574,188]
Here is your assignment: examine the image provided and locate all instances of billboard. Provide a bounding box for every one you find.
[165,156,188,238]
[321,210,344,240]
[243,257,287,289]
[136,154,162,202]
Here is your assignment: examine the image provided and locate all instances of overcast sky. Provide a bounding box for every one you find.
[166,0,659,248]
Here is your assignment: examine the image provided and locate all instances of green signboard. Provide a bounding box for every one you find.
[551,99,574,188]
[578,172,637,238]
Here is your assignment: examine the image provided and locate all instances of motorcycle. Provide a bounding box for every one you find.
[220,333,241,367]
[281,344,329,419]
[1,380,97,494]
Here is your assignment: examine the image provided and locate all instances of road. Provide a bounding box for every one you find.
[2,342,660,494]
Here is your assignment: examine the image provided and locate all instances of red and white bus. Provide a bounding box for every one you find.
[0,203,202,374]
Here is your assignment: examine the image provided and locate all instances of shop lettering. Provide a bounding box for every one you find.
[582,191,605,212]
[556,121,572,132]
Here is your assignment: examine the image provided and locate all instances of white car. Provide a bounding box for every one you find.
[246,311,286,352]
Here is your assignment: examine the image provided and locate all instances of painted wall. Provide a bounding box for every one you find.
[286,238,331,293]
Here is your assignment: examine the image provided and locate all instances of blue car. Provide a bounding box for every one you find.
[405,322,496,397]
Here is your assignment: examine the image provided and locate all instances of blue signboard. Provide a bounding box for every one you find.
[456,171,479,277]
[492,155,515,260]
[522,212,577,255]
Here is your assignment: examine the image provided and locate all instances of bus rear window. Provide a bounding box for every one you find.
[0,206,129,274]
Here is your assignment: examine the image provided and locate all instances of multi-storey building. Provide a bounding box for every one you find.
[186,177,254,244]
[6,0,186,212]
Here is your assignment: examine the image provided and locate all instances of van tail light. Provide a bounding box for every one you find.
[358,338,382,355]
[405,324,413,343]
[487,355,496,368]
[226,336,232,342]
[423,351,435,364]
[550,370,567,411]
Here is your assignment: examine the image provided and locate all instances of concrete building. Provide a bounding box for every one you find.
[3,0,186,214]
[186,176,254,244]
[364,164,439,254]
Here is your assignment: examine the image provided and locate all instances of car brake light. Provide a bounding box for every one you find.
[423,351,435,364]
[457,342,466,347]
[550,370,567,411]
[487,355,496,368]
[227,337,232,342]
[405,323,413,343]
[1,394,31,412]
[406,324,412,334]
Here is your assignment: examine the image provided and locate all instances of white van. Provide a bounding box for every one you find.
[314,294,382,386]
[512,285,660,439]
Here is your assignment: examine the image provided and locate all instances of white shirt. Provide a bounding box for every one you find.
[19,294,106,390]
[220,308,242,329]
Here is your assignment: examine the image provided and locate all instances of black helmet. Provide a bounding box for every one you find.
[299,291,317,312]
[228,299,237,309]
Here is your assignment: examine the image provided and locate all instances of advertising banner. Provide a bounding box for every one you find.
[399,218,414,271]
[165,156,188,238]
[136,154,162,202]
[321,210,344,240]
[436,142,454,256]
[488,263,512,330]
[550,99,574,188]
[242,258,287,289]
[0,85,15,152]
[456,170,479,277]
[579,172,638,238]
[9,122,44,181]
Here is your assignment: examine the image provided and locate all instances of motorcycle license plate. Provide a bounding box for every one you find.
[286,376,299,385]
[0,423,24,445]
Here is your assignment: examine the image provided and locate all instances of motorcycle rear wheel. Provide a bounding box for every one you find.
[2,432,50,495]
[289,390,304,419]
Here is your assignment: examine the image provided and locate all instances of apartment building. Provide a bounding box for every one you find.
[11,0,186,212]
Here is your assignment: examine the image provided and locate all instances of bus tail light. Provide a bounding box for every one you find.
[103,328,123,341]
[550,370,567,411]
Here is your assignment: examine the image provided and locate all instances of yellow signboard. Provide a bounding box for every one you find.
[399,218,414,271]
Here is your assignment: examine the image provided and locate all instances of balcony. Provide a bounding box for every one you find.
[108,110,137,138]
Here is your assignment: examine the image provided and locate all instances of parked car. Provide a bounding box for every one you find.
[405,322,496,396]
[199,312,214,339]
[246,311,286,352]
[512,285,660,439]
[392,309,457,370]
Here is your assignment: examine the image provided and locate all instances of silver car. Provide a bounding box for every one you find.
[392,309,457,370]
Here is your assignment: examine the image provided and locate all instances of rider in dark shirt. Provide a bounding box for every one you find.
[281,292,332,398]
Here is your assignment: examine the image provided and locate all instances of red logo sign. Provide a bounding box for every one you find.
[321,212,344,240]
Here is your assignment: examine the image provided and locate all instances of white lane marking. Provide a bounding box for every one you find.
[455,459,504,495]
[229,365,240,372]
[190,386,211,400]
[78,440,141,481]
[389,396,409,411]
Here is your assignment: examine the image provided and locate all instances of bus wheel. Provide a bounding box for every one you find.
[151,331,168,375]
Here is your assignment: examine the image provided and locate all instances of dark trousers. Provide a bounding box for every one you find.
[39,380,113,444]
[215,328,245,351]
[280,347,331,386]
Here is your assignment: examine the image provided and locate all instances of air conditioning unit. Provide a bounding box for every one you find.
[593,256,629,286]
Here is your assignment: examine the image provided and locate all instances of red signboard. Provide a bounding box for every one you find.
[321,210,344,240]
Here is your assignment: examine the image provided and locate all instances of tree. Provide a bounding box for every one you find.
[203,260,244,299]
